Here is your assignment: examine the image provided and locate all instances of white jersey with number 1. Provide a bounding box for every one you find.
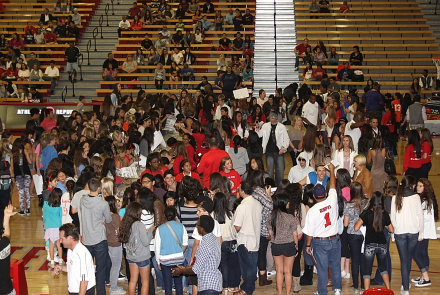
[302,188,339,238]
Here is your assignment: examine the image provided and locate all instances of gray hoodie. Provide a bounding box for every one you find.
[80,194,112,246]
[126,221,154,262]
[228,146,249,176]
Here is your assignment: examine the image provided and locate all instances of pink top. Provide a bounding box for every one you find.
[342,187,350,202]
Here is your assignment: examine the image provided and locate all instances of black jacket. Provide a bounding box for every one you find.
[39,13,55,24]
[65,46,80,63]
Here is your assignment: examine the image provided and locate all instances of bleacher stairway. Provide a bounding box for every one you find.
[57,2,132,102]
[253,0,300,95]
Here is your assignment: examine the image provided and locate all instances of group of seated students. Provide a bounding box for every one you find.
[0,80,436,295]
[309,0,350,17]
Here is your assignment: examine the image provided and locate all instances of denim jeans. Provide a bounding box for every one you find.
[363,243,388,279]
[42,76,56,92]
[184,239,194,291]
[151,251,164,288]
[373,228,392,284]
[161,264,183,295]
[265,151,285,187]
[348,234,365,289]
[237,244,258,295]
[85,240,108,295]
[303,235,314,266]
[395,233,418,291]
[221,240,241,288]
[108,245,123,291]
[413,239,430,273]
[312,237,342,295]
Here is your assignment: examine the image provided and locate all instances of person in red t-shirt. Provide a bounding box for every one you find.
[295,38,311,69]
[314,62,326,80]
[197,137,229,188]
[140,153,168,179]
[381,104,396,133]
[219,156,242,195]
[403,130,423,178]
[173,142,196,176]
[40,108,57,131]
[339,1,350,17]
[420,128,433,178]
[25,21,36,35]
[175,159,202,184]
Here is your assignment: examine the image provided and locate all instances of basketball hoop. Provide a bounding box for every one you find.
[433,56,440,80]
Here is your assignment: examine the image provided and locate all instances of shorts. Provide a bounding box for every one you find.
[127,258,150,268]
[44,228,60,243]
[271,242,297,257]
[67,62,79,72]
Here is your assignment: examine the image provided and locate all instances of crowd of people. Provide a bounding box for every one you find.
[0,78,437,295]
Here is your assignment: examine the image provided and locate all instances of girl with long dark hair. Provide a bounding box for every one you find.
[248,104,266,126]
[391,175,424,295]
[286,183,306,293]
[267,193,298,295]
[403,129,423,180]
[354,191,393,290]
[420,128,433,178]
[227,136,249,176]
[211,192,240,292]
[119,202,154,295]
[43,187,63,268]
[12,138,32,215]
[411,178,439,287]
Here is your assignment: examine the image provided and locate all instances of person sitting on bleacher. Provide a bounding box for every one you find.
[172,47,184,65]
[225,8,234,30]
[27,53,40,71]
[314,47,326,66]
[183,30,194,47]
[30,64,43,86]
[160,48,173,65]
[309,0,320,18]
[158,0,167,12]
[72,8,81,26]
[141,34,154,51]
[328,77,341,96]
[155,10,167,25]
[294,38,311,70]
[42,60,59,94]
[176,5,187,20]
[118,16,131,38]
[144,10,154,25]
[219,33,232,51]
[67,21,79,39]
[131,15,143,34]
[183,47,196,65]
[319,0,330,13]
[44,28,57,45]
[188,0,199,14]
[327,47,339,67]
[24,30,35,46]
[65,0,75,13]
[40,8,55,25]
[201,15,214,31]
[54,19,67,39]
[181,63,194,87]
[233,32,244,57]
[53,1,65,13]
[128,2,141,19]
[25,21,37,35]
[102,63,118,81]
[103,53,119,71]
[155,33,167,51]
[194,28,205,44]
[337,62,353,90]
[243,8,254,25]
[203,0,215,13]
[173,31,184,48]
[121,54,139,77]
[314,63,326,81]
[350,45,363,66]
[419,69,432,90]
[164,4,175,19]
[160,25,172,44]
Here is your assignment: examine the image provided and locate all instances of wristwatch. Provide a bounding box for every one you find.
[305,245,311,247]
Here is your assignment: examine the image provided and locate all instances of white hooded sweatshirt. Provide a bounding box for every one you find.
[287,151,314,183]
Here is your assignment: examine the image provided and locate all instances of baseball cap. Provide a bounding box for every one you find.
[46,28,52,32]
[313,184,326,199]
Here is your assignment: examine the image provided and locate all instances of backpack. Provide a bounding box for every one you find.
[0,158,11,191]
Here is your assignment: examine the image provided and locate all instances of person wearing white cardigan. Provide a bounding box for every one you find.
[390,175,424,295]
[411,179,438,287]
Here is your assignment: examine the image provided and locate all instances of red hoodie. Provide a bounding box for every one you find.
[403,144,423,172]
[421,141,431,165]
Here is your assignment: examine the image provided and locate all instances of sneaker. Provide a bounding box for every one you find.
[411,277,421,283]
[400,285,411,291]
[118,273,126,280]
[110,288,126,295]
[313,292,320,295]
[54,256,60,263]
[334,289,342,295]
[48,261,55,268]
[300,270,304,276]
[25,209,30,215]
[360,289,364,294]
[18,211,25,216]
[59,259,66,266]
[313,266,318,274]
[415,279,431,287]
[341,271,346,278]
[267,270,276,276]
[344,273,351,279]
[349,286,359,294]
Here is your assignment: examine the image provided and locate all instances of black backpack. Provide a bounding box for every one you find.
[0,159,11,191]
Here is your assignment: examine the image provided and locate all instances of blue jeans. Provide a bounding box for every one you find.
[303,235,314,266]
[373,228,392,284]
[85,240,108,295]
[42,76,56,92]
[312,237,342,295]
[413,239,430,273]
[395,233,418,291]
[348,234,365,289]
[184,239,195,291]
[161,264,183,295]
[265,151,285,187]
[221,240,241,288]
[237,244,258,295]
[152,252,164,288]
[363,243,388,279]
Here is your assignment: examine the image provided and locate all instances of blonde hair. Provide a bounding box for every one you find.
[39,132,53,155]
[327,105,336,120]
[0,138,10,157]
[125,114,136,123]
[83,127,95,140]
[101,177,114,197]
[112,130,122,142]
[354,154,366,167]
[90,156,102,178]
[99,153,109,163]
[293,116,306,133]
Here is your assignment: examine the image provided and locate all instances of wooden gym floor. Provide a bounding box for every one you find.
[9,138,440,295]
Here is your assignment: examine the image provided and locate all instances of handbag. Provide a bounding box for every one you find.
[161,222,185,266]
[384,150,396,175]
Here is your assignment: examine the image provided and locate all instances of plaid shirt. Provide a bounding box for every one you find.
[192,233,222,292]
[252,187,273,237]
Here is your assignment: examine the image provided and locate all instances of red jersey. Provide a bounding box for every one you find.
[24,25,36,35]
[220,170,242,195]
[421,141,431,165]
[185,145,195,162]
[392,99,402,122]
[40,119,57,131]
[198,109,209,124]
[381,111,394,133]
[175,171,201,184]
[173,154,196,176]
[197,148,229,188]
[336,109,342,121]
[192,133,209,155]
[45,32,57,43]
[403,144,423,172]
[314,68,326,80]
